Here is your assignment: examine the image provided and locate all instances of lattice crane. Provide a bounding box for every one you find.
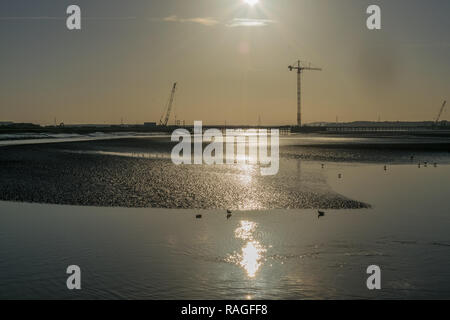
[159,82,177,126]
[435,100,447,125]
[288,61,321,127]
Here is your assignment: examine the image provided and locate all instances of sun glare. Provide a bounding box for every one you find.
[244,0,259,6]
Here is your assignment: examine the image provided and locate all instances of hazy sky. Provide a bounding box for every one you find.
[1,0,449,125]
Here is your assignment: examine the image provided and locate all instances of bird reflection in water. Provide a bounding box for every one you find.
[227,220,267,278]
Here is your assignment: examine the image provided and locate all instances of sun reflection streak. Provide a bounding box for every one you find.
[244,0,259,6]
[240,240,266,278]
[235,220,256,240]
[227,220,267,278]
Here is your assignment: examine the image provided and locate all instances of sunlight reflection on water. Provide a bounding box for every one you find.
[227,221,267,278]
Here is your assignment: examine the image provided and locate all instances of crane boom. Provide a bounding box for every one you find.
[160,82,177,126]
[435,100,447,124]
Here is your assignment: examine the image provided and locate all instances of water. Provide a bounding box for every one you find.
[0,132,170,146]
[0,134,449,299]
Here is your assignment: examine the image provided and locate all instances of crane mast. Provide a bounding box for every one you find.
[288,60,321,127]
[160,82,177,126]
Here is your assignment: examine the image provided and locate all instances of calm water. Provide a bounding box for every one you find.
[1,159,449,299]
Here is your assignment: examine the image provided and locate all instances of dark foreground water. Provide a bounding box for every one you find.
[0,164,449,299]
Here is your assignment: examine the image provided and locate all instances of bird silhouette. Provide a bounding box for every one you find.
[196,214,202,219]
[318,210,325,218]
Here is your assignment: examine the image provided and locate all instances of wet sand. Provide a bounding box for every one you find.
[1,134,449,209]
[0,136,365,209]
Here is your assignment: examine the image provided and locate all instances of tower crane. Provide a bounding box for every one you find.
[435,100,447,125]
[159,82,177,126]
[288,60,321,127]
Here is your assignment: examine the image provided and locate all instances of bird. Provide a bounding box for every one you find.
[338,174,342,179]
[321,164,325,169]
[384,165,387,171]
[196,214,202,219]
[226,211,232,219]
[318,210,325,218]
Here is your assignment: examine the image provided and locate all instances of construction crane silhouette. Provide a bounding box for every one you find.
[159,82,177,126]
[288,60,321,127]
[435,100,447,125]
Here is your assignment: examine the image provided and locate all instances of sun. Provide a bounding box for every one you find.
[244,0,259,6]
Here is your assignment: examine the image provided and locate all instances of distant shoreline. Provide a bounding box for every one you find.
[1,125,450,141]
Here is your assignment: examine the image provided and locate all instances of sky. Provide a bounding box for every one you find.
[0,0,449,125]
